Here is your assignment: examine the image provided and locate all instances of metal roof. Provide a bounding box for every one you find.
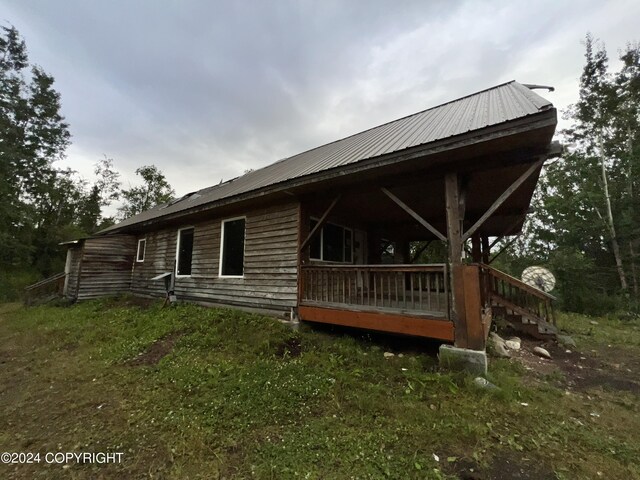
[101,80,553,233]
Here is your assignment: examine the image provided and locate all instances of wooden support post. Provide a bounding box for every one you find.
[445,172,468,348]
[481,236,490,264]
[462,265,486,350]
[471,234,482,263]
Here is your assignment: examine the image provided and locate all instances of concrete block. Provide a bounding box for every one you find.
[439,344,487,375]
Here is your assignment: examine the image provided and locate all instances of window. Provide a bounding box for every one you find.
[220,217,246,277]
[176,227,194,276]
[309,219,352,263]
[136,239,146,262]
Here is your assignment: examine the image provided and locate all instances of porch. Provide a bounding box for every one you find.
[299,264,454,340]
[298,261,557,348]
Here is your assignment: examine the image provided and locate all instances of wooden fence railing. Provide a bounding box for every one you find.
[24,272,67,305]
[300,264,449,317]
[479,264,556,325]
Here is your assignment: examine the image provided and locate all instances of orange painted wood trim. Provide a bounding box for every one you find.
[299,305,454,341]
[462,265,486,350]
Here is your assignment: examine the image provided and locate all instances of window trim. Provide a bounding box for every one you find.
[309,217,353,264]
[136,238,146,262]
[219,216,247,279]
[175,226,195,278]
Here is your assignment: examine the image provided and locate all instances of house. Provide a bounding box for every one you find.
[60,81,559,363]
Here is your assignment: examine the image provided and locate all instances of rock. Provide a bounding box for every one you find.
[505,337,521,350]
[473,377,499,390]
[557,334,577,348]
[489,332,505,343]
[383,352,394,358]
[492,340,511,358]
[488,333,510,358]
[590,320,599,325]
[533,346,552,359]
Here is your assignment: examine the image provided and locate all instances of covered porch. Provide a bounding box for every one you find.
[296,116,560,351]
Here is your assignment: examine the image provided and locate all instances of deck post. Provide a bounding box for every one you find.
[445,173,486,352]
[481,235,490,264]
[471,234,482,263]
[445,173,467,348]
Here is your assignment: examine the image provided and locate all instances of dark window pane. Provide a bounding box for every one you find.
[344,229,352,263]
[323,223,344,262]
[309,219,321,259]
[222,219,245,276]
[177,228,194,275]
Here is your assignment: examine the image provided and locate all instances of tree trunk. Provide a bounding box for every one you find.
[600,150,628,290]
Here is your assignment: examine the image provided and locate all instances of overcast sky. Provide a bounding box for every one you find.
[2,0,639,207]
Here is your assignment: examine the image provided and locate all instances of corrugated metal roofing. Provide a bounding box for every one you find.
[101,80,552,233]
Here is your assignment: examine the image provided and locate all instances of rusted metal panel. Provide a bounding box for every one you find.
[100,81,554,234]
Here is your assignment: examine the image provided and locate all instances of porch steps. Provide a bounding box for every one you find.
[491,300,557,340]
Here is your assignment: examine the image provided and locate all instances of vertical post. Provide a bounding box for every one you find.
[481,236,490,264]
[471,234,482,263]
[445,173,468,348]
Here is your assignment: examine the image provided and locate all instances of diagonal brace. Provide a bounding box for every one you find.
[299,194,342,252]
[380,188,447,242]
[381,187,447,242]
[462,159,543,242]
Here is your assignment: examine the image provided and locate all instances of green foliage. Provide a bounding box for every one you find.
[505,35,640,314]
[1,300,639,479]
[118,165,175,219]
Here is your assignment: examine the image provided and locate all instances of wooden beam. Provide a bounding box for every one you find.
[462,159,543,242]
[462,265,486,350]
[488,215,527,250]
[299,194,341,252]
[488,235,520,265]
[471,234,482,262]
[299,305,454,341]
[381,187,447,242]
[481,235,490,264]
[445,172,467,347]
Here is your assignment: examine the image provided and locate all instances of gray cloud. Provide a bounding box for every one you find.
[2,0,639,208]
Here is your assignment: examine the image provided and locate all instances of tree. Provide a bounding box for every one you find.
[524,35,640,311]
[76,156,121,234]
[118,165,175,219]
[0,25,71,270]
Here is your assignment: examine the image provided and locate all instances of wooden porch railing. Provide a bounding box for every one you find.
[300,264,449,317]
[479,264,556,326]
[24,272,67,305]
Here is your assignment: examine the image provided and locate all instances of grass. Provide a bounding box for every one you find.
[0,297,638,479]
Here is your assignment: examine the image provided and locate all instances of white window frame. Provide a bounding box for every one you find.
[136,238,146,263]
[175,226,195,278]
[309,217,353,264]
[219,216,247,279]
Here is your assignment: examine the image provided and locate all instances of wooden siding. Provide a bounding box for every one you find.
[65,246,83,299]
[131,201,300,313]
[76,235,137,300]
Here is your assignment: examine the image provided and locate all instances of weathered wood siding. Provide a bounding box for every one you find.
[76,235,137,300]
[131,202,300,313]
[65,245,83,299]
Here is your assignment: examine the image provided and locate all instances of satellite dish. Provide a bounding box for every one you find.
[521,266,556,293]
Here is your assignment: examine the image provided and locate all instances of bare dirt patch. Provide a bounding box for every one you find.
[127,332,182,366]
[503,333,640,395]
[274,336,302,358]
